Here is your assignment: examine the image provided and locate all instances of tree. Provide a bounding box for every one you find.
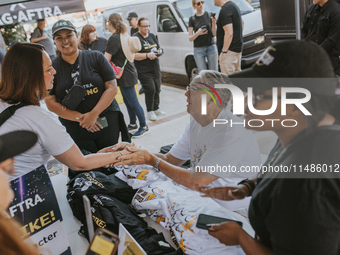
[0,23,26,45]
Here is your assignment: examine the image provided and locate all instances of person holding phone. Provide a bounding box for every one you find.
[200,41,340,254]
[189,0,218,72]
[134,17,166,121]
[45,20,130,153]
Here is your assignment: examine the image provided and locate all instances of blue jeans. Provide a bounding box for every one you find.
[120,86,146,127]
[193,44,218,72]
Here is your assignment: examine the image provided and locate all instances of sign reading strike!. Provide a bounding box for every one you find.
[8,165,71,255]
[0,0,86,25]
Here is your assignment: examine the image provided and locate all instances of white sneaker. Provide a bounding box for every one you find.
[154,109,166,116]
[147,111,157,121]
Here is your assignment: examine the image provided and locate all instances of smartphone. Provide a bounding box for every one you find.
[196,214,243,230]
[97,116,108,128]
[86,228,119,255]
[155,48,164,57]
[201,25,207,29]
[211,13,216,18]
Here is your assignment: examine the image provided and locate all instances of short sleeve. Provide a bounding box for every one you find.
[37,114,74,156]
[105,35,120,57]
[169,122,191,160]
[95,51,116,82]
[189,16,194,27]
[31,28,41,39]
[220,8,233,26]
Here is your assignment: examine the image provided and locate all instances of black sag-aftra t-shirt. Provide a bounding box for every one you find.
[189,11,213,48]
[249,124,340,255]
[105,33,138,88]
[133,32,161,79]
[80,37,108,54]
[217,1,243,54]
[50,50,119,117]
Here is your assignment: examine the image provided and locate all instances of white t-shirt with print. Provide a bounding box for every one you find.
[169,108,261,210]
[0,101,74,180]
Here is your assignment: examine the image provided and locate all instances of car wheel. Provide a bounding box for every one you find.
[187,60,198,82]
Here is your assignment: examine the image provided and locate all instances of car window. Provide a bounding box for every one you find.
[173,0,254,27]
[157,5,183,32]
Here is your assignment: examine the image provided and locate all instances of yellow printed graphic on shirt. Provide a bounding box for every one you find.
[136,169,150,180]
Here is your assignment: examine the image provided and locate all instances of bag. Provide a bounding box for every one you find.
[0,103,26,126]
[110,58,128,79]
[62,51,87,110]
[62,81,87,110]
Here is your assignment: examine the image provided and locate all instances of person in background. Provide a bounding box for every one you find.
[214,0,243,75]
[134,17,166,121]
[201,40,340,255]
[45,20,130,153]
[0,43,131,180]
[301,0,340,76]
[0,131,40,255]
[189,0,218,72]
[30,19,56,60]
[104,13,149,138]
[127,12,139,36]
[79,24,108,54]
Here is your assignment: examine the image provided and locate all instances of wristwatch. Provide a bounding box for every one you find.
[153,158,162,172]
[221,50,228,54]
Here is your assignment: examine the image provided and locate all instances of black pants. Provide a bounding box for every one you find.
[139,76,161,112]
[62,111,120,153]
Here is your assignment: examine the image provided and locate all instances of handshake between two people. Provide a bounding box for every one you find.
[98,142,152,167]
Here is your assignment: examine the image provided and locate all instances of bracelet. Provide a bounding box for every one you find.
[237,179,255,196]
[153,158,162,172]
[146,53,148,59]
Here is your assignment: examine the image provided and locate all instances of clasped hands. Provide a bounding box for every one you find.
[76,112,102,132]
[97,142,151,167]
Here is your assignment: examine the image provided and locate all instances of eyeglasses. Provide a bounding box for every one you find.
[140,25,150,28]
[195,1,205,6]
[250,93,281,106]
[186,85,200,93]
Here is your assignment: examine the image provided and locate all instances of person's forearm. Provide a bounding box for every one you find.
[44,96,82,122]
[189,32,200,42]
[30,36,44,43]
[320,38,335,53]
[238,230,274,255]
[222,33,233,52]
[90,83,117,117]
[212,23,217,37]
[135,53,149,61]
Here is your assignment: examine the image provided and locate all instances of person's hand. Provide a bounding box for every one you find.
[41,34,47,39]
[211,16,217,23]
[199,185,249,201]
[148,52,157,60]
[197,27,208,36]
[79,112,101,132]
[114,146,152,166]
[208,222,243,246]
[97,142,135,153]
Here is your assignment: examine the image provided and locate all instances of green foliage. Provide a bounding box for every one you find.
[0,23,27,45]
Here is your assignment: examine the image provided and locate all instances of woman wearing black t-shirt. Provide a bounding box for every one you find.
[189,0,218,72]
[134,17,165,121]
[79,24,107,54]
[104,13,149,138]
[45,20,129,153]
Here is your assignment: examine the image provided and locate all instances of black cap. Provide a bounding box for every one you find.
[127,12,138,20]
[52,19,76,36]
[0,131,38,162]
[229,40,337,95]
[37,18,45,22]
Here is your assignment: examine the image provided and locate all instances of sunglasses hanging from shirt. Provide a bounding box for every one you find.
[61,51,87,111]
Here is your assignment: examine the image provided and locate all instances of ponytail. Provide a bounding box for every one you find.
[108,13,128,34]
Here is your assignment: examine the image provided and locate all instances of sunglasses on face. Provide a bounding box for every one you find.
[195,1,205,6]
[140,25,150,28]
